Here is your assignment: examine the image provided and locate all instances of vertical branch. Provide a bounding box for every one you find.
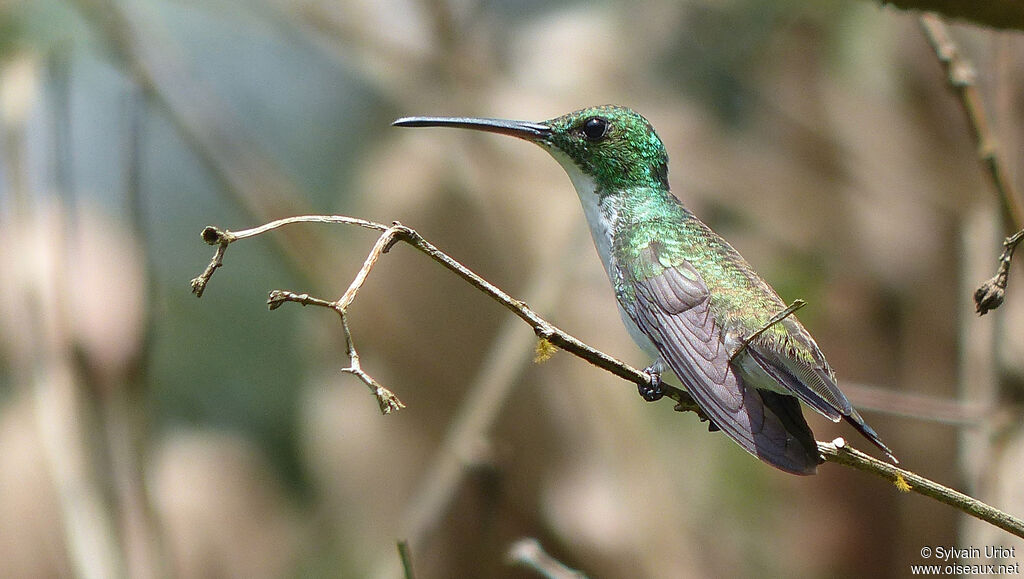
[2,56,126,578]
[919,13,1024,232]
[101,84,167,579]
[920,14,1024,315]
[338,309,406,415]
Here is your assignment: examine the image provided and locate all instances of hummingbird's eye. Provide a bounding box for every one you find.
[582,117,609,141]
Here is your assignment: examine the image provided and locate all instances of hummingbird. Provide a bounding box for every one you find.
[393,105,896,475]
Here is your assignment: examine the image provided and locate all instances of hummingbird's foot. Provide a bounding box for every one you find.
[639,363,664,402]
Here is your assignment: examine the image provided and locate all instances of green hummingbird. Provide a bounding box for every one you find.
[393,105,896,475]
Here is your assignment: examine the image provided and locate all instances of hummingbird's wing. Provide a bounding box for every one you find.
[621,247,821,475]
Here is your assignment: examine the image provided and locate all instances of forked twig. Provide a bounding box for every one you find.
[191,215,697,414]
[190,215,387,297]
[193,216,404,413]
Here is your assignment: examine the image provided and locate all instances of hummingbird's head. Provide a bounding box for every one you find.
[393,105,670,192]
[540,105,669,192]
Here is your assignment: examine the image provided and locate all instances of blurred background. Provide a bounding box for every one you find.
[1,0,1023,577]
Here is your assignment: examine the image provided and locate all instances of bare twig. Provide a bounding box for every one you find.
[919,14,1024,315]
[191,216,698,415]
[508,538,588,579]
[257,222,409,414]
[338,310,405,414]
[729,299,805,362]
[189,215,387,297]
[265,294,403,413]
[919,13,1024,232]
[383,225,700,414]
[192,214,1024,538]
[819,438,1024,538]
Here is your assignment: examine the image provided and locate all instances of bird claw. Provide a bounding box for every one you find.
[640,361,718,431]
[638,366,664,402]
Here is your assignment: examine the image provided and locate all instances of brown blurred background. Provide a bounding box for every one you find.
[1,0,1023,577]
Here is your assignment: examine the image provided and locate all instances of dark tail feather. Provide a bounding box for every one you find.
[843,410,899,464]
[757,389,822,470]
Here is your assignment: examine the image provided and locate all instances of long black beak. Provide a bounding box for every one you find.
[392,116,551,141]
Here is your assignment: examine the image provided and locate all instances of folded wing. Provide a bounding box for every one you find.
[622,247,821,474]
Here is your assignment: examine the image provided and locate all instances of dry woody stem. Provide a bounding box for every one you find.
[191,214,1024,539]
[918,13,1024,231]
[917,14,1024,315]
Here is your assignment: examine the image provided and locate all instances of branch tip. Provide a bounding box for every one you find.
[974,276,1006,315]
[267,290,288,310]
[974,228,1024,315]
[376,387,407,414]
[201,225,224,245]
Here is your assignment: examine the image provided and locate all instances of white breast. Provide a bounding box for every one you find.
[547,149,616,281]
[547,149,662,360]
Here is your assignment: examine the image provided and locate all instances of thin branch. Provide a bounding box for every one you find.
[336,224,405,310]
[819,438,1024,538]
[191,217,698,414]
[257,223,409,414]
[338,310,405,414]
[189,215,387,297]
[730,299,805,362]
[919,14,1024,315]
[264,288,404,414]
[919,13,1024,232]
[192,215,1024,538]
[381,224,701,415]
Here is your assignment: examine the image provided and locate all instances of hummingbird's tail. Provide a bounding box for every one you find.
[843,410,899,464]
[743,341,899,464]
[756,389,822,473]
